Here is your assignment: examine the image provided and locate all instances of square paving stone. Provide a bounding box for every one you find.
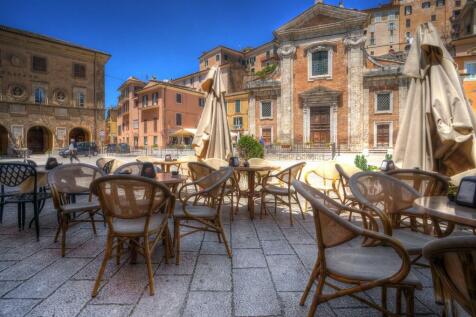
[0,248,58,281]
[92,262,159,304]
[0,299,40,316]
[191,255,231,291]
[183,291,232,317]
[66,236,105,258]
[0,281,20,297]
[200,241,228,255]
[157,252,197,275]
[253,221,285,241]
[231,220,260,249]
[281,227,316,245]
[266,255,309,292]
[73,251,125,281]
[292,244,317,271]
[26,280,93,317]
[0,261,15,273]
[78,304,133,317]
[5,257,90,299]
[132,275,190,317]
[280,291,334,317]
[233,268,280,316]
[232,249,266,268]
[180,232,204,252]
[261,240,295,255]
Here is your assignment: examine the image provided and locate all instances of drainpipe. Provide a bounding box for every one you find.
[93,52,97,143]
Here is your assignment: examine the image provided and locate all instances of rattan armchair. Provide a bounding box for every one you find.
[293,180,422,317]
[90,175,173,297]
[423,236,476,317]
[349,172,438,264]
[335,163,361,207]
[48,164,104,256]
[387,169,450,234]
[174,167,233,264]
[113,162,144,175]
[203,158,228,170]
[260,162,306,225]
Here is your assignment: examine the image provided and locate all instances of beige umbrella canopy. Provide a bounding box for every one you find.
[394,22,476,176]
[192,66,233,160]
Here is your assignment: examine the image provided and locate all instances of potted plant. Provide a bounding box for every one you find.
[237,135,264,166]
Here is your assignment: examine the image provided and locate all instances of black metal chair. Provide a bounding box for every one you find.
[0,163,50,240]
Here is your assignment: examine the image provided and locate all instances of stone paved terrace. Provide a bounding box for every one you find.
[0,193,444,317]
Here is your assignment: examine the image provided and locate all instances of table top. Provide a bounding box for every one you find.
[155,172,187,185]
[413,196,476,228]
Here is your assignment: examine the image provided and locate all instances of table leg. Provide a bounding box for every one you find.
[247,171,256,219]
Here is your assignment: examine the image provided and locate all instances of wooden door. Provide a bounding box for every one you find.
[261,128,272,144]
[310,107,330,145]
[376,124,390,147]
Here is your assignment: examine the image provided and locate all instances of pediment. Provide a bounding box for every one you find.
[274,3,368,40]
[299,86,342,107]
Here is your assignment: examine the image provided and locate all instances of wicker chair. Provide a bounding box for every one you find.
[292,180,422,316]
[174,167,233,264]
[0,162,50,239]
[90,175,173,297]
[349,171,438,264]
[260,162,306,225]
[423,236,476,317]
[48,164,104,256]
[335,163,361,207]
[203,158,228,170]
[178,155,198,178]
[113,162,144,175]
[387,169,450,234]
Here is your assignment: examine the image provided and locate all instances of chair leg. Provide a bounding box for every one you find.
[17,203,21,230]
[294,193,305,220]
[174,219,180,265]
[404,287,415,317]
[300,261,320,305]
[89,212,97,235]
[307,274,326,317]
[33,200,40,241]
[22,202,26,230]
[260,191,265,219]
[0,197,4,224]
[381,286,387,317]
[143,235,155,296]
[230,193,234,222]
[92,234,113,297]
[288,195,293,226]
[116,238,122,265]
[61,215,69,257]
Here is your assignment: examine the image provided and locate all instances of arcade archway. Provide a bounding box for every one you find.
[0,125,8,155]
[27,126,53,154]
[69,127,90,143]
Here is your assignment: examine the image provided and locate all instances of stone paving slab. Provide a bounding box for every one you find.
[0,196,448,316]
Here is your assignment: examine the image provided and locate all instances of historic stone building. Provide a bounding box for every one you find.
[0,25,110,155]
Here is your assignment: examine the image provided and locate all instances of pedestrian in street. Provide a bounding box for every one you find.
[259,136,265,146]
[69,138,80,163]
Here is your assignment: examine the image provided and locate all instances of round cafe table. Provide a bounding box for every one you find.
[413,196,476,236]
[153,160,183,173]
[234,165,279,220]
[155,172,187,192]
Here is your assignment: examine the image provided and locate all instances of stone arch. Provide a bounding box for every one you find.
[0,124,8,155]
[27,126,53,154]
[69,127,91,143]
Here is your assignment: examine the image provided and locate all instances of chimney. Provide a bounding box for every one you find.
[315,0,323,4]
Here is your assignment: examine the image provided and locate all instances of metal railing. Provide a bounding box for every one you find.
[264,143,338,161]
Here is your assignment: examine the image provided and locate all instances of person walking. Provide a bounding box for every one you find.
[69,138,80,163]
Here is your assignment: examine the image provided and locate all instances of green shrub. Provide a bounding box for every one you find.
[385,153,393,160]
[255,64,277,79]
[237,135,264,159]
[354,154,369,171]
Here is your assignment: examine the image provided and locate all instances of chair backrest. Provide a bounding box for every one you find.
[96,158,108,170]
[45,157,60,170]
[102,159,115,175]
[141,162,157,178]
[293,180,360,250]
[113,162,144,175]
[349,171,421,216]
[0,163,37,189]
[387,169,449,196]
[423,236,476,316]
[203,158,228,170]
[90,175,172,233]
[26,159,37,167]
[48,163,104,195]
[136,156,160,163]
[188,161,216,181]
[276,162,306,186]
[193,167,233,200]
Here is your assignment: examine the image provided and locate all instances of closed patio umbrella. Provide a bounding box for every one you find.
[394,22,476,176]
[192,66,233,160]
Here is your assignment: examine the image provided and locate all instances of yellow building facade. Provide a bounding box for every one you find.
[225,91,249,135]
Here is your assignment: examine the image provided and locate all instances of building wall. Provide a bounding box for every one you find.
[225,92,249,134]
[254,96,278,144]
[455,54,476,111]
[0,26,109,154]
[365,7,400,56]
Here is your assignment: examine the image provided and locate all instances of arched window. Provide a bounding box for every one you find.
[76,92,85,107]
[34,87,45,104]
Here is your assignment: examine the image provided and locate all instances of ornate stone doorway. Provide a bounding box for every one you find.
[69,127,90,143]
[27,126,53,154]
[310,107,330,144]
[0,125,8,155]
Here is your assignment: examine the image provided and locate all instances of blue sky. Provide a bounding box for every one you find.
[1,0,383,107]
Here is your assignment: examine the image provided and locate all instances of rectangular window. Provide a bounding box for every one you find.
[77,92,85,107]
[224,54,228,61]
[388,22,395,31]
[406,19,411,28]
[216,54,220,61]
[32,56,47,72]
[233,116,243,129]
[73,63,86,78]
[370,33,376,45]
[205,59,208,67]
[143,136,148,146]
[376,124,391,147]
[142,95,148,107]
[436,0,445,6]
[376,92,392,112]
[154,119,158,132]
[422,1,431,8]
[235,100,241,113]
[143,120,147,133]
[388,13,395,20]
[176,113,182,126]
[464,61,476,81]
[374,14,382,22]
[311,50,329,77]
[176,93,182,104]
[199,97,205,107]
[405,5,412,15]
[260,101,272,119]
[153,136,158,145]
[152,92,158,105]
[431,15,436,21]
[133,119,139,129]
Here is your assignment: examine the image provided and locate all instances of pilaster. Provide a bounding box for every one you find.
[277,44,296,144]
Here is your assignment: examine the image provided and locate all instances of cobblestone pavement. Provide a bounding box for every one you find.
[0,186,444,316]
